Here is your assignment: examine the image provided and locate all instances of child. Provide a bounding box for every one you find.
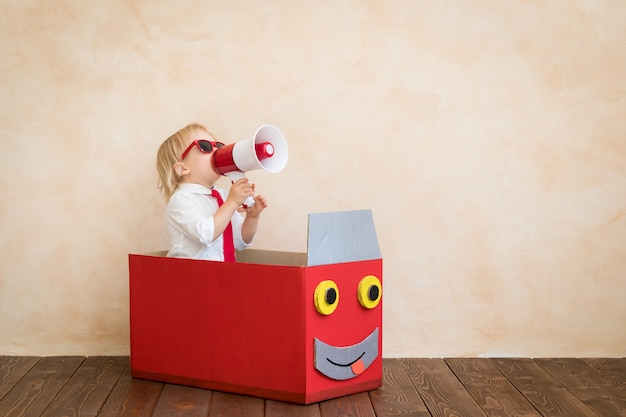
[156,123,268,261]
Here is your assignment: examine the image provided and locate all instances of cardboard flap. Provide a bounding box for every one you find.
[236,249,307,266]
[306,210,381,266]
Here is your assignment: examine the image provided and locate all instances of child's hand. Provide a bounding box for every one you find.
[226,178,254,206]
[245,190,268,217]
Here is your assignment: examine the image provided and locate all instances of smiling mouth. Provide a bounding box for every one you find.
[314,327,379,380]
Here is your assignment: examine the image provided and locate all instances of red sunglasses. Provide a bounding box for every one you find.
[180,139,225,161]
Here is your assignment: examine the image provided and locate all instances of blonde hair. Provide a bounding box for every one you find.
[156,123,216,201]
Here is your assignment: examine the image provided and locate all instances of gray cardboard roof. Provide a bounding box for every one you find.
[306,209,381,266]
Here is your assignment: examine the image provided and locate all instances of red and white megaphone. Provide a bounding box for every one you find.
[212,124,288,207]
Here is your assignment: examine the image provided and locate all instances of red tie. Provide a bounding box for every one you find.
[211,189,236,262]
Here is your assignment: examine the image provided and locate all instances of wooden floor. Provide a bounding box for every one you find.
[1,357,625,417]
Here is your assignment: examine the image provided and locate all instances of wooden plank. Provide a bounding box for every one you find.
[207,391,264,417]
[493,358,600,417]
[445,358,542,417]
[401,358,487,417]
[40,356,128,417]
[265,399,321,417]
[319,392,376,417]
[0,356,84,417]
[151,383,212,417]
[3,356,625,417]
[581,358,626,388]
[0,357,40,400]
[98,364,163,417]
[368,358,430,417]
[536,358,626,417]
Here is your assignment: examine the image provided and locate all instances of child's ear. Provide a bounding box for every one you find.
[173,162,189,177]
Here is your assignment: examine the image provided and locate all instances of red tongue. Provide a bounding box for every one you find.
[351,359,365,375]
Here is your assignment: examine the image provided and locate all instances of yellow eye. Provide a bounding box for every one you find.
[358,275,381,309]
[314,280,339,315]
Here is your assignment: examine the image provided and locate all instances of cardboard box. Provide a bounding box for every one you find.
[129,210,382,404]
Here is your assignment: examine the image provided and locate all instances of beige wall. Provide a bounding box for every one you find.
[1,0,625,357]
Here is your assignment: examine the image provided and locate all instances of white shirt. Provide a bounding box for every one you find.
[166,183,251,260]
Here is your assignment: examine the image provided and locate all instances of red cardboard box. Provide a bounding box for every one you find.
[129,210,382,404]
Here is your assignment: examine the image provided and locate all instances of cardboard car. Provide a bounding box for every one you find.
[129,209,382,404]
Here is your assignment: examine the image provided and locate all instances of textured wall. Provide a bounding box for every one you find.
[1,0,625,356]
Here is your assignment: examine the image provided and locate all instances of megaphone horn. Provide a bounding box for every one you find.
[212,125,288,206]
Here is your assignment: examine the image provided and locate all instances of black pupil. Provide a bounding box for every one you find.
[325,288,337,305]
[368,285,379,301]
[198,141,214,152]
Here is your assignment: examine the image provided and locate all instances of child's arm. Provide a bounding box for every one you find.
[241,190,268,244]
[212,178,254,241]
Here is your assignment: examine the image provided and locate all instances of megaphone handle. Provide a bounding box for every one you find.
[224,171,255,207]
[242,195,255,208]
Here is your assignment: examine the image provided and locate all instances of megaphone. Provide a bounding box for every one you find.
[212,124,288,207]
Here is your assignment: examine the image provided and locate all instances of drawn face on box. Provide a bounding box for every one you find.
[310,263,382,381]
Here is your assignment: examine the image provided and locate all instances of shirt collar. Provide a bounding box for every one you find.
[176,183,215,194]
